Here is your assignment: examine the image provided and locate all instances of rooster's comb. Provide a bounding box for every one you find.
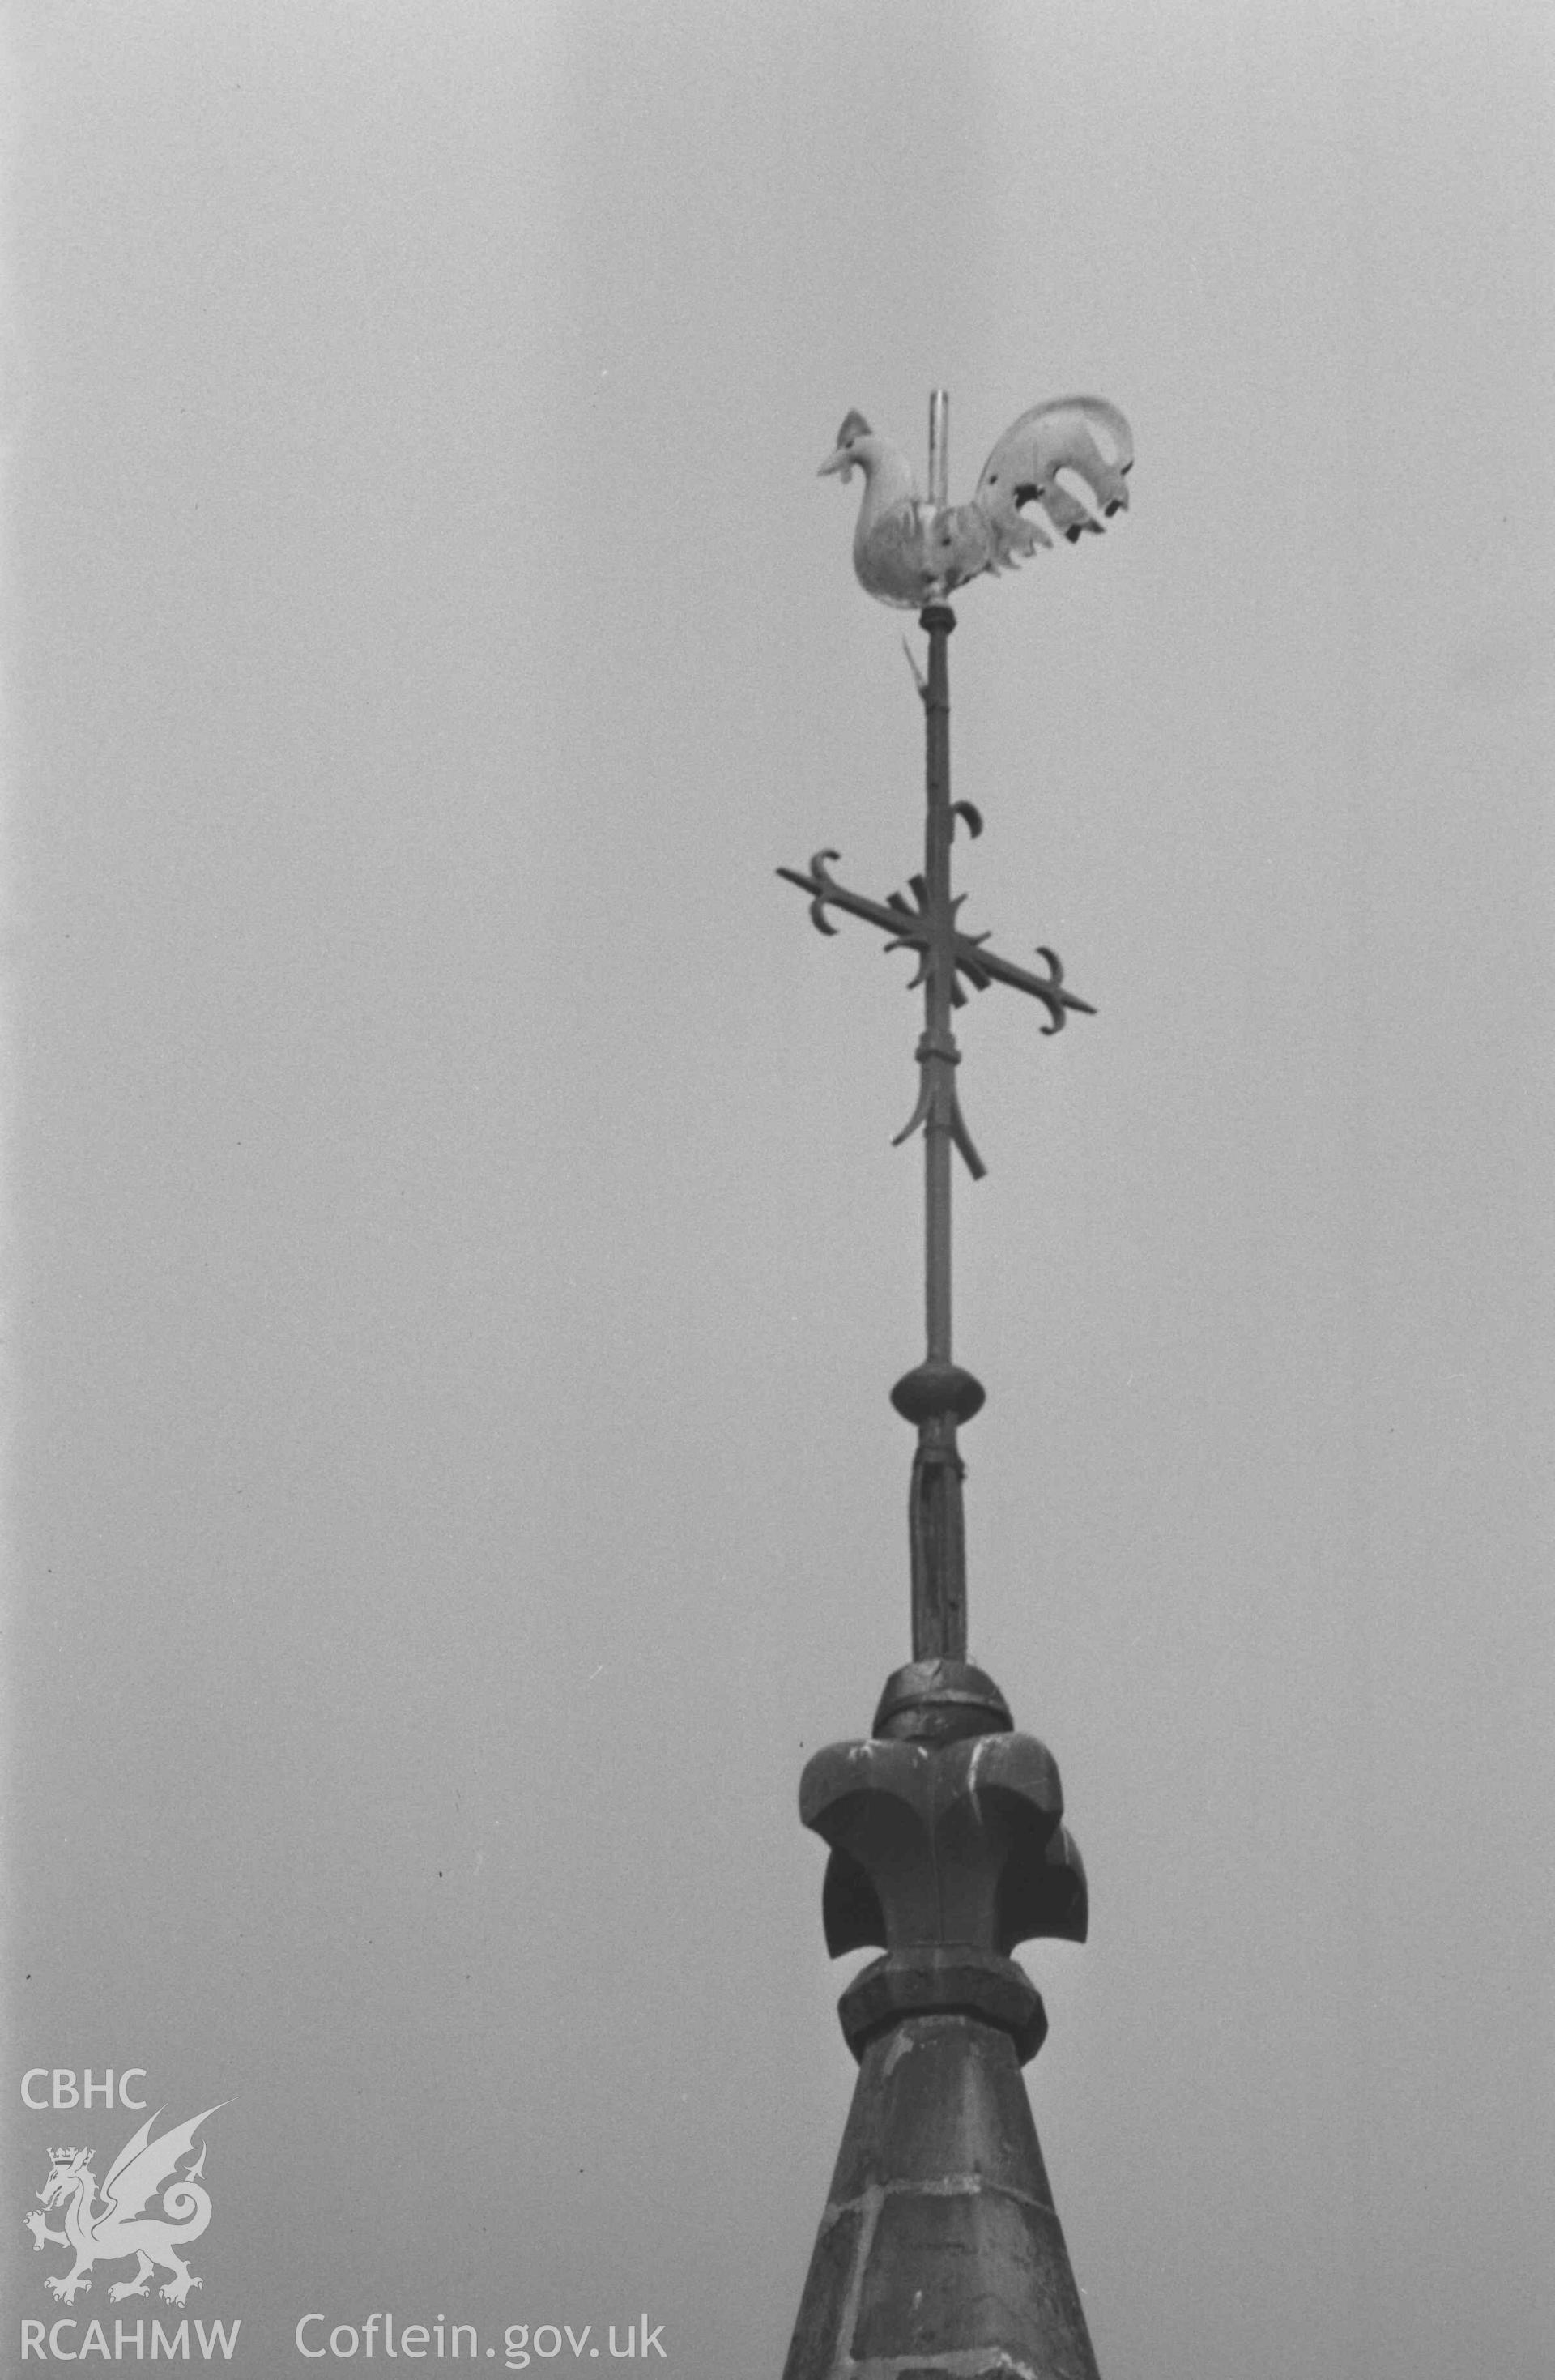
[833,410,872,446]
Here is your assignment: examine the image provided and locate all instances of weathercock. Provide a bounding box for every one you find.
[819,396,1132,610]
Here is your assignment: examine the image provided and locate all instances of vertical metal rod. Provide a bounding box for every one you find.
[922,608,955,1367]
[927,388,949,511]
[923,389,954,1370]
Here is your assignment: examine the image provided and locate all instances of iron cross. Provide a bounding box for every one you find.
[780,550,1095,1661]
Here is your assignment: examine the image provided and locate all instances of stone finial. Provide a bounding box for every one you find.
[781,1672,1101,2380]
[801,1687,1087,2066]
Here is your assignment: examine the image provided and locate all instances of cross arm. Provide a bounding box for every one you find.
[777,849,1095,1035]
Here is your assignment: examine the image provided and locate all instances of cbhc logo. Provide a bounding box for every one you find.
[20,2071,147,2109]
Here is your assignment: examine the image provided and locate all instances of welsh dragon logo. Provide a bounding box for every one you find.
[24,2107,222,2307]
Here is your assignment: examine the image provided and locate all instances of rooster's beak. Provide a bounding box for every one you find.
[817,446,853,481]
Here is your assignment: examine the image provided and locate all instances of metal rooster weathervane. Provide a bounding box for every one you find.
[778,388,1132,1662]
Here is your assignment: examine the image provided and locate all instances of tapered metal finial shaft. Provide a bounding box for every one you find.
[900,600,975,1661]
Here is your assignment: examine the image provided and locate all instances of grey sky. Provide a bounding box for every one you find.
[6,5,1553,2375]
